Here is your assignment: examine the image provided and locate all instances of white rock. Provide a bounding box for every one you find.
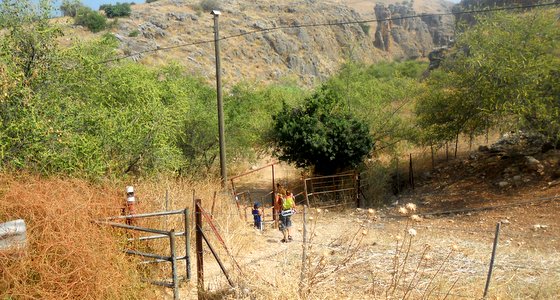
[498,181,509,188]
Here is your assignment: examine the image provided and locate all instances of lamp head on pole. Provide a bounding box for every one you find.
[211,10,221,16]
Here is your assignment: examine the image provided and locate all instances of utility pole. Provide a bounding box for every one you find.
[211,10,227,187]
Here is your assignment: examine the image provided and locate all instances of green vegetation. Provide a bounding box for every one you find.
[0,0,305,178]
[100,2,131,18]
[2,0,558,180]
[270,86,374,174]
[325,61,426,154]
[359,23,370,35]
[416,8,560,147]
[128,29,140,37]
[74,6,107,32]
[199,0,221,11]
[267,60,426,174]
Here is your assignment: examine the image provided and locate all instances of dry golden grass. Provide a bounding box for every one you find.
[0,173,243,300]
[0,174,152,299]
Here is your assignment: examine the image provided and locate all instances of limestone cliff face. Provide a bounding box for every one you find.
[373,2,454,59]
[109,0,454,86]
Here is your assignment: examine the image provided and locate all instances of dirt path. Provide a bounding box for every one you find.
[176,151,560,299]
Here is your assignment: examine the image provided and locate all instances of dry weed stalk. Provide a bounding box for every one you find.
[299,208,366,298]
[379,203,459,299]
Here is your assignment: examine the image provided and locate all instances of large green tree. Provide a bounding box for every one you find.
[271,86,374,174]
[416,8,560,146]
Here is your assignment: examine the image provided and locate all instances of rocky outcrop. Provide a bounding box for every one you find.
[373,2,453,58]
[108,0,455,85]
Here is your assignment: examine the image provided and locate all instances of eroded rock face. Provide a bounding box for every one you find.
[373,2,454,58]
[110,0,454,85]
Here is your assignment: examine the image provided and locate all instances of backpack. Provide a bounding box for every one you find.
[282,196,294,210]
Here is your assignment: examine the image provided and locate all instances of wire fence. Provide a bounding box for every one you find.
[123,185,558,298]
[190,195,560,299]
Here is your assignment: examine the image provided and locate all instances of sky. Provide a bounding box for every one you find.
[49,0,145,12]
[79,0,145,10]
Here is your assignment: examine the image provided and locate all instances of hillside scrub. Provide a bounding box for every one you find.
[325,61,425,155]
[416,8,560,147]
[100,2,132,18]
[74,6,108,33]
[1,0,308,178]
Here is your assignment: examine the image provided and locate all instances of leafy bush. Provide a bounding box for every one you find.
[128,29,140,37]
[74,7,107,33]
[199,0,221,11]
[270,86,374,175]
[100,2,131,18]
[359,23,370,35]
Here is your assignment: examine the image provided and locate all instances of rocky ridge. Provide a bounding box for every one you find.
[101,0,456,85]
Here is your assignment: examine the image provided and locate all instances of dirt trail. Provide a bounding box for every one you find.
[177,149,560,299]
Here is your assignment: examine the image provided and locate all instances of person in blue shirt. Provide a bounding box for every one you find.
[252,202,262,230]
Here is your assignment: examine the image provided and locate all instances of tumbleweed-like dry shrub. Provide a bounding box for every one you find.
[0,174,154,300]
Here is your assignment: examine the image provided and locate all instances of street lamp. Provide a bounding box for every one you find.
[211,10,227,187]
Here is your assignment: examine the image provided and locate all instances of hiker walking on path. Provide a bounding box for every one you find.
[279,190,296,243]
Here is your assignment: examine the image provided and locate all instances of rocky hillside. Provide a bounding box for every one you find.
[95,0,456,85]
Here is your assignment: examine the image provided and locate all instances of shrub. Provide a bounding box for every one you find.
[100,2,132,18]
[359,23,370,35]
[75,7,107,33]
[199,0,221,11]
[270,86,374,175]
[128,29,140,37]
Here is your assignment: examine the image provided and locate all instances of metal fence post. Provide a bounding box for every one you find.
[169,229,179,300]
[184,208,191,281]
[299,205,308,296]
[211,191,217,218]
[396,157,400,194]
[195,199,204,297]
[355,171,360,208]
[409,153,415,190]
[483,222,501,298]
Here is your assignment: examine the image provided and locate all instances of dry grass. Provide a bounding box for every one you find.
[197,195,559,299]
[0,173,241,300]
[2,170,558,299]
[0,174,151,299]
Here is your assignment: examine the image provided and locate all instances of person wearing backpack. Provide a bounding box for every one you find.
[279,190,296,243]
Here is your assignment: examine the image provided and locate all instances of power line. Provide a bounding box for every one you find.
[97,2,559,64]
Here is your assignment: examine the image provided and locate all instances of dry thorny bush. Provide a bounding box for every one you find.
[0,174,233,299]
[0,175,152,299]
